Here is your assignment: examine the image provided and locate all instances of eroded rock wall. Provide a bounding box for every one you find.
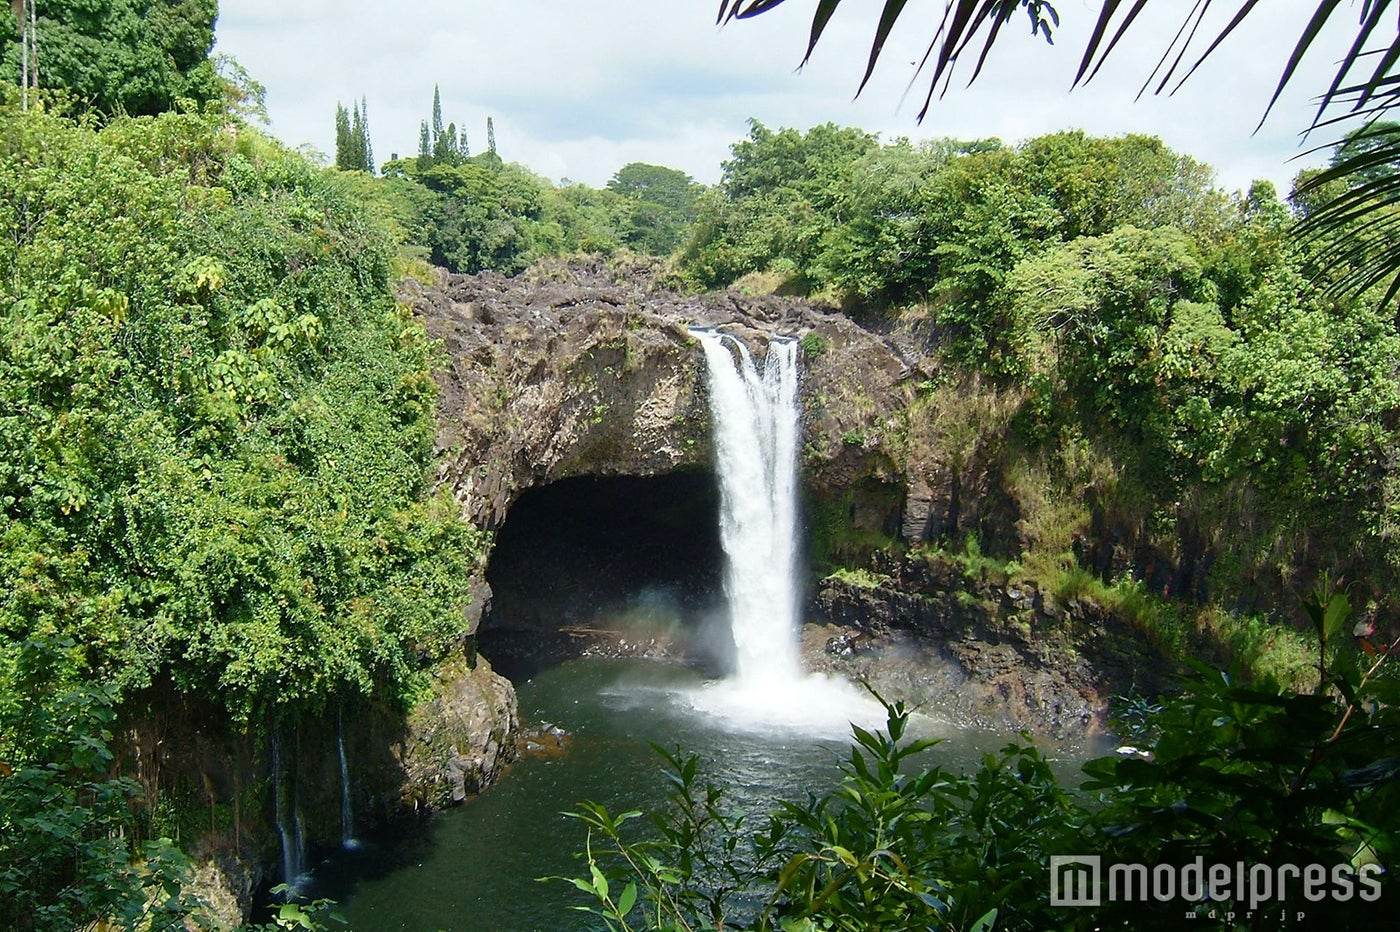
[403,258,913,636]
[808,553,1173,737]
[133,651,517,927]
[405,258,1167,739]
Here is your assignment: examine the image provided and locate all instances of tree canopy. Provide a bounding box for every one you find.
[0,100,484,926]
[2,0,221,116]
[717,0,1400,300]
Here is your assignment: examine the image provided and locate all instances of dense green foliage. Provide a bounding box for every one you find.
[337,85,707,273]
[681,124,1218,327]
[718,1,1400,299]
[0,642,197,930]
[563,591,1396,930]
[375,155,703,274]
[681,121,878,291]
[606,163,704,256]
[683,122,1400,619]
[1,0,221,116]
[0,97,481,927]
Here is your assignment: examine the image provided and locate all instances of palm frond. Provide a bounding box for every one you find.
[1295,130,1400,303]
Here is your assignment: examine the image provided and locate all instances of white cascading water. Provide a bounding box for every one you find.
[690,329,882,733]
[696,330,802,682]
[269,727,304,889]
[337,708,358,849]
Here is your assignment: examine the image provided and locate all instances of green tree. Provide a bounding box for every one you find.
[334,98,373,173]
[417,120,432,167]
[606,162,703,254]
[353,96,373,172]
[0,99,481,733]
[212,53,268,125]
[417,85,470,170]
[334,102,352,169]
[1009,225,1212,445]
[0,102,492,924]
[1,0,221,117]
[1329,121,1400,188]
[680,120,877,287]
[431,84,444,144]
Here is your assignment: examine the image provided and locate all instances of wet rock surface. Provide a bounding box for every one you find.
[517,723,571,761]
[807,551,1172,738]
[398,653,520,811]
[409,258,1174,740]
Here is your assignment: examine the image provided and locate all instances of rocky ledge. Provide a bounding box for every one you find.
[401,256,912,635]
[172,651,518,928]
[404,257,1176,739]
[807,550,1173,738]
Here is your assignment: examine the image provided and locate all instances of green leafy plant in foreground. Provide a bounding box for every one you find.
[245,887,348,931]
[0,638,198,931]
[556,695,1064,931]
[558,584,1397,930]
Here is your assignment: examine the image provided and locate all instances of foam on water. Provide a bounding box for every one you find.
[684,672,887,736]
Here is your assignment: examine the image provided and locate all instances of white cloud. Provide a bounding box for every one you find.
[215,0,1359,192]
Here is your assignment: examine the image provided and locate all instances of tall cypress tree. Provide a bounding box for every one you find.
[434,120,455,163]
[431,85,445,148]
[359,95,375,174]
[334,103,352,170]
[418,121,432,169]
[350,101,365,171]
[337,98,374,173]
[486,116,497,156]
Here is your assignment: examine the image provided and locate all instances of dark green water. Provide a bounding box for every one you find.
[301,658,1052,931]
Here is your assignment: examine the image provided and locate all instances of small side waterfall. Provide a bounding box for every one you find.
[694,329,802,683]
[269,726,304,889]
[337,708,357,848]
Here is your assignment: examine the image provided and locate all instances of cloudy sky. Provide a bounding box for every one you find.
[215,1,1358,194]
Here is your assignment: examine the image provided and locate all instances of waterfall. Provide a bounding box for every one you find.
[689,328,884,734]
[292,727,306,884]
[269,726,304,889]
[694,329,802,683]
[337,708,357,848]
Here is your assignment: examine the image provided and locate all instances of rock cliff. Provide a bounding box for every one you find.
[807,552,1171,737]
[402,256,912,635]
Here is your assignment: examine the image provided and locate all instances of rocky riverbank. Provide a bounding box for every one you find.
[807,551,1173,737]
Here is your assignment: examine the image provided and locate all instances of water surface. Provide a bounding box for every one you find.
[307,658,1026,931]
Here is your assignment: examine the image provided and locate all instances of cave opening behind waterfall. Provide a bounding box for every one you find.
[479,471,728,679]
